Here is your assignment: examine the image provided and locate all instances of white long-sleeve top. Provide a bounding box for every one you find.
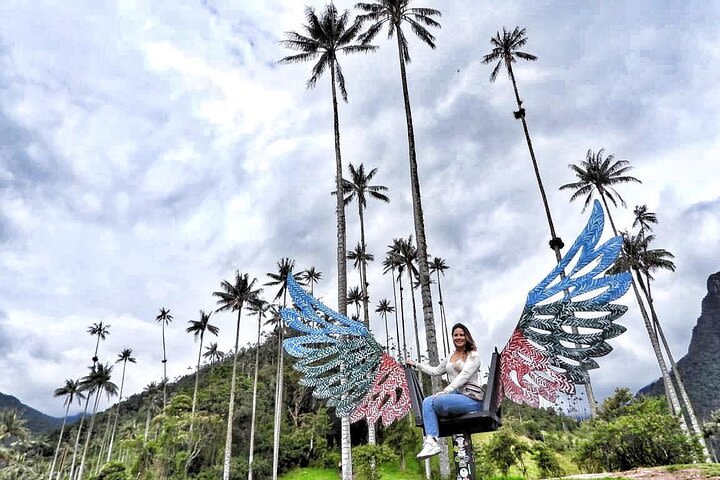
[416,350,483,395]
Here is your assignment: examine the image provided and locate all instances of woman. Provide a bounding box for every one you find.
[406,323,484,459]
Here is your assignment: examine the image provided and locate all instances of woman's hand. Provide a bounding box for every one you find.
[405,359,416,367]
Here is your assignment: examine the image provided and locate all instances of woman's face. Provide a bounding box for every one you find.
[452,327,467,349]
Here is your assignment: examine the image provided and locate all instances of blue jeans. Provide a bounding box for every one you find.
[422,393,483,437]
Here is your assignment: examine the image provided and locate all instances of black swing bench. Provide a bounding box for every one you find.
[404,349,503,479]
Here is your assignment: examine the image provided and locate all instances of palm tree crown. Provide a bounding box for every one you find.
[155,308,173,325]
[429,257,448,276]
[340,163,390,208]
[355,0,441,61]
[214,272,262,313]
[116,348,136,365]
[186,310,220,340]
[279,4,377,101]
[87,322,110,340]
[264,258,302,304]
[347,243,375,270]
[609,232,676,279]
[53,378,86,407]
[301,267,323,295]
[482,26,537,83]
[559,148,642,212]
[633,204,658,233]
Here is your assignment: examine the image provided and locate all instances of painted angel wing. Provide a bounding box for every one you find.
[282,276,410,425]
[500,200,632,408]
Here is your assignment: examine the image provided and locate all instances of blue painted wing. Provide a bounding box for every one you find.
[282,276,384,417]
[501,200,632,407]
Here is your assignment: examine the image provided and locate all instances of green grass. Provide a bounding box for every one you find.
[280,467,339,480]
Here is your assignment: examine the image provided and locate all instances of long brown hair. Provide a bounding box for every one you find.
[451,323,477,356]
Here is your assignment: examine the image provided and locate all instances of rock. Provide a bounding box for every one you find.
[639,271,720,420]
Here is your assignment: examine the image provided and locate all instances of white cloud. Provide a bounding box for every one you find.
[1,0,719,417]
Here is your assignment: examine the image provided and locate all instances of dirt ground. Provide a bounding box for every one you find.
[566,466,720,480]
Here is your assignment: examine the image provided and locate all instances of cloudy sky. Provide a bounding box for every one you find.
[1,0,719,417]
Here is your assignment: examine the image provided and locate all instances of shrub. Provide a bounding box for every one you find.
[532,443,565,478]
[485,427,530,476]
[575,395,703,472]
[352,443,398,480]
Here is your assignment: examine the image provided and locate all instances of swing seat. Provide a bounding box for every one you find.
[405,348,502,437]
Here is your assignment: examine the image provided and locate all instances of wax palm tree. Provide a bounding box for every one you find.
[77,363,118,480]
[347,286,364,319]
[48,379,85,480]
[142,382,160,444]
[301,266,323,296]
[104,349,135,464]
[375,299,395,352]
[339,163,390,326]
[382,249,404,358]
[355,0,442,388]
[265,258,304,480]
[633,204,658,233]
[203,342,224,371]
[483,27,600,417]
[384,246,407,357]
[429,257,451,359]
[186,311,219,438]
[87,322,110,364]
[67,368,96,480]
[213,271,261,480]
[395,236,422,360]
[155,307,173,408]
[280,9,376,477]
[347,243,375,325]
[559,153,687,422]
[610,232,706,446]
[481,27,562,249]
[246,298,270,480]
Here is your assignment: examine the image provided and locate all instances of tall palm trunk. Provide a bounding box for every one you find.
[248,314,262,480]
[636,271,708,458]
[505,61,599,415]
[397,273,408,358]
[144,407,152,444]
[68,394,92,480]
[390,267,401,356]
[222,309,244,480]
[382,312,390,352]
[77,390,102,480]
[407,268,422,362]
[644,280,704,438]
[599,198,686,427]
[161,323,168,409]
[435,270,450,359]
[358,202,370,328]
[94,415,112,474]
[106,361,128,462]
[189,332,205,439]
[48,401,71,480]
[329,60,352,480]
[393,27,440,374]
[272,291,287,480]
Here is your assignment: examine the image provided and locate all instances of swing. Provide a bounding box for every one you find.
[404,348,503,437]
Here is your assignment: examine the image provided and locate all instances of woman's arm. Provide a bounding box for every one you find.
[442,352,481,394]
[414,356,448,377]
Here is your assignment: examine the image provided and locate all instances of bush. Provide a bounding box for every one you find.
[575,395,703,472]
[94,461,129,480]
[532,443,565,478]
[485,427,530,476]
[352,443,398,480]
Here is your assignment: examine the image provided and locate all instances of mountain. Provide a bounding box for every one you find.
[0,391,69,434]
[639,271,720,420]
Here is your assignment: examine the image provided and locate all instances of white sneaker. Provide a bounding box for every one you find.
[416,436,442,459]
